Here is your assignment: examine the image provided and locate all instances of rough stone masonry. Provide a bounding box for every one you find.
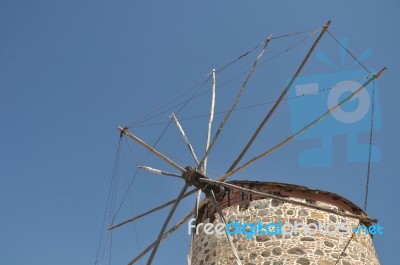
[191,181,379,265]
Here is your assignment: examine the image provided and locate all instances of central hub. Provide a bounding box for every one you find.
[183,166,225,201]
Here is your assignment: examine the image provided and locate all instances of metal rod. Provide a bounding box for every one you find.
[227,20,331,173]
[171,113,200,166]
[199,178,377,223]
[137,165,183,179]
[109,188,199,231]
[218,67,387,182]
[147,183,190,264]
[197,35,273,171]
[119,127,186,173]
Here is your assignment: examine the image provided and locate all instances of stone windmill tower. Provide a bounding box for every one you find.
[103,20,386,265]
[190,181,380,265]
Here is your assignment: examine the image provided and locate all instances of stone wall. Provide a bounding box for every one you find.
[191,184,379,265]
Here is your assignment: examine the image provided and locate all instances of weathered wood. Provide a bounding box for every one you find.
[119,127,186,173]
[209,190,243,265]
[127,206,197,265]
[218,67,387,183]
[147,183,190,264]
[137,165,183,179]
[197,35,273,171]
[227,20,331,173]
[171,113,200,165]
[203,68,216,174]
[189,189,202,264]
[109,188,199,231]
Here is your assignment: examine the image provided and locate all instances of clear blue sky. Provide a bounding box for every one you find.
[1,1,399,264]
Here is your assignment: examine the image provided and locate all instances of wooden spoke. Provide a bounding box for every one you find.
[203,68,217,174]
[127,207,196,265]
[188,189,202,264]
[109,188,199,231]
[217,67,387,183]
[171,113,200,166]
[226,20,331,173]
[147,183,190,264]
[209,190,243,265]
[137,165,183,179]
[189,68,216,263]
[119,127,186,173]
[197,35,273,171]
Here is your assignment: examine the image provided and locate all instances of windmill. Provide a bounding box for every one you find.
[97,20,386,265]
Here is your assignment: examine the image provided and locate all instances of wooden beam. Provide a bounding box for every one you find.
[119,127,186,173]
